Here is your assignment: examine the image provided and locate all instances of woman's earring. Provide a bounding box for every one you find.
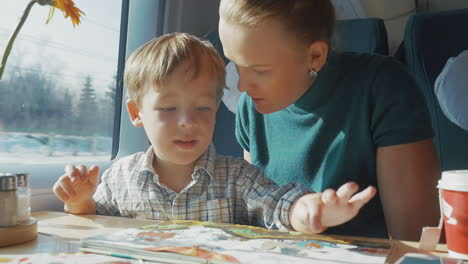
[308,70,318,79]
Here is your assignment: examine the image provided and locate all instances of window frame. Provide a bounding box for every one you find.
[0,0,135,211]
[1,0,222,212]
[114,0,167,159]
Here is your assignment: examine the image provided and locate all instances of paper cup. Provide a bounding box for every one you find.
[438,170,468,259]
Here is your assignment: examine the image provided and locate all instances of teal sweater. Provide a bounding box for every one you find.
[236,52,433,238]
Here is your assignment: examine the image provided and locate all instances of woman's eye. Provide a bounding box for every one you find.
[196,106,210,111]
[252,69,267,75]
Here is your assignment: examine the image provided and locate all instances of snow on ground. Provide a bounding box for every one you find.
[0,132,112,164]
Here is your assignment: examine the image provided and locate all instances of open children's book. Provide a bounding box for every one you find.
[0,252,154,264]
[80,220,391,264]
[396,253,468,264]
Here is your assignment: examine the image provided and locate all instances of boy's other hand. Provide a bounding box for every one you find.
[289,182,376,234]
[53,165,99,210]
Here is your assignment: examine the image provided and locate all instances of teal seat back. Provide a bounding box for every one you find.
[403,8,468,170]
[206,30,243,157]
[334,18,389,55]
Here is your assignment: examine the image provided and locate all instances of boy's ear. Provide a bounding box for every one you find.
[126,99,143,128]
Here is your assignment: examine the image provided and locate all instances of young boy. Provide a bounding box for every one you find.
[53,33,376,235]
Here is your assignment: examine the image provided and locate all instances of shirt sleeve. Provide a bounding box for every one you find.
[370,58,434,147]
[236,161,312,230]
[235,93,251,152]
[93,166,121,216]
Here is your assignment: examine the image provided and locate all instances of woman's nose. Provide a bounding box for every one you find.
[235,66,249,93]
[237,76,249,93]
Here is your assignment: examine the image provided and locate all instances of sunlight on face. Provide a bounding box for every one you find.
[137,57,219,168]
[219,18,313,114]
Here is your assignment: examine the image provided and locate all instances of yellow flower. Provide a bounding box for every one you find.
[0,0,84,80]
[45,0,84,27]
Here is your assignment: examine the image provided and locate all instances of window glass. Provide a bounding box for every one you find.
[0,0,122,164]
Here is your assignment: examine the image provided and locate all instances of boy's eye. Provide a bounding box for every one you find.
[158,107,176,112]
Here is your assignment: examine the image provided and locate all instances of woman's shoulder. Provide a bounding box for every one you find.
[333,51,403,72]
[331,51,413,88]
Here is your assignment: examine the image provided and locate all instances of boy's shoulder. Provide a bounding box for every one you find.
[214,153,246,166]
[211,153,261,178]
[107,151,148,174]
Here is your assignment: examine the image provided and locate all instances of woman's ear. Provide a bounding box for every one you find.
[307,40,329,73]
[126,99,143,128]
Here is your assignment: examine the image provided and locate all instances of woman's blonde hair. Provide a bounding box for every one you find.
[124,32,226,106]
[220,0,336,44]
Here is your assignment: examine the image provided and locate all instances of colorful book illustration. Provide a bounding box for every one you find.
[396,253,468,264]
[80,220,391,264]
[0,252,151,264]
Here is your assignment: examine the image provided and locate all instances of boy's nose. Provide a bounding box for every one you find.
[178,112,195,128]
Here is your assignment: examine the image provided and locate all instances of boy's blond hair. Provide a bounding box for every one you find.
[220,0,335,45]
[124,32,226,106]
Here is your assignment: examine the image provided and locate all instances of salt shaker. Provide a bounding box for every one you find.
[0,173,18,227]
[16,173,31,223]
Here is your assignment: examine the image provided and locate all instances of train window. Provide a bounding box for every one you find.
[0,0,123,165]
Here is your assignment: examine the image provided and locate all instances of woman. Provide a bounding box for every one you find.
[218,0,440,240]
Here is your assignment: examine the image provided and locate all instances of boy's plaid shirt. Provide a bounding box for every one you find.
[94,144,311,230]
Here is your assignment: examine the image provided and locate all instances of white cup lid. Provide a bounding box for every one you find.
[438,170,468,192]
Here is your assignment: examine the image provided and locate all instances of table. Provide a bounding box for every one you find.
[0,211,449,263]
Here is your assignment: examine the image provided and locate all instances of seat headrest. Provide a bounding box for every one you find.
[435,50,468,131]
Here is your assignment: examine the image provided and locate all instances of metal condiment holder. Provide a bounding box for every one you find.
[0,173,37,247]
[0,218,38,247]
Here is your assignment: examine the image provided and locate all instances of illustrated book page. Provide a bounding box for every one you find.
[80,220,391,264]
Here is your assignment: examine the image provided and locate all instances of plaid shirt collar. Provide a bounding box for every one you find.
[139,144,216,184]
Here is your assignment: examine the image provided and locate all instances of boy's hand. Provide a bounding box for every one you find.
[289,182,376,234]
[53,165,99,214]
